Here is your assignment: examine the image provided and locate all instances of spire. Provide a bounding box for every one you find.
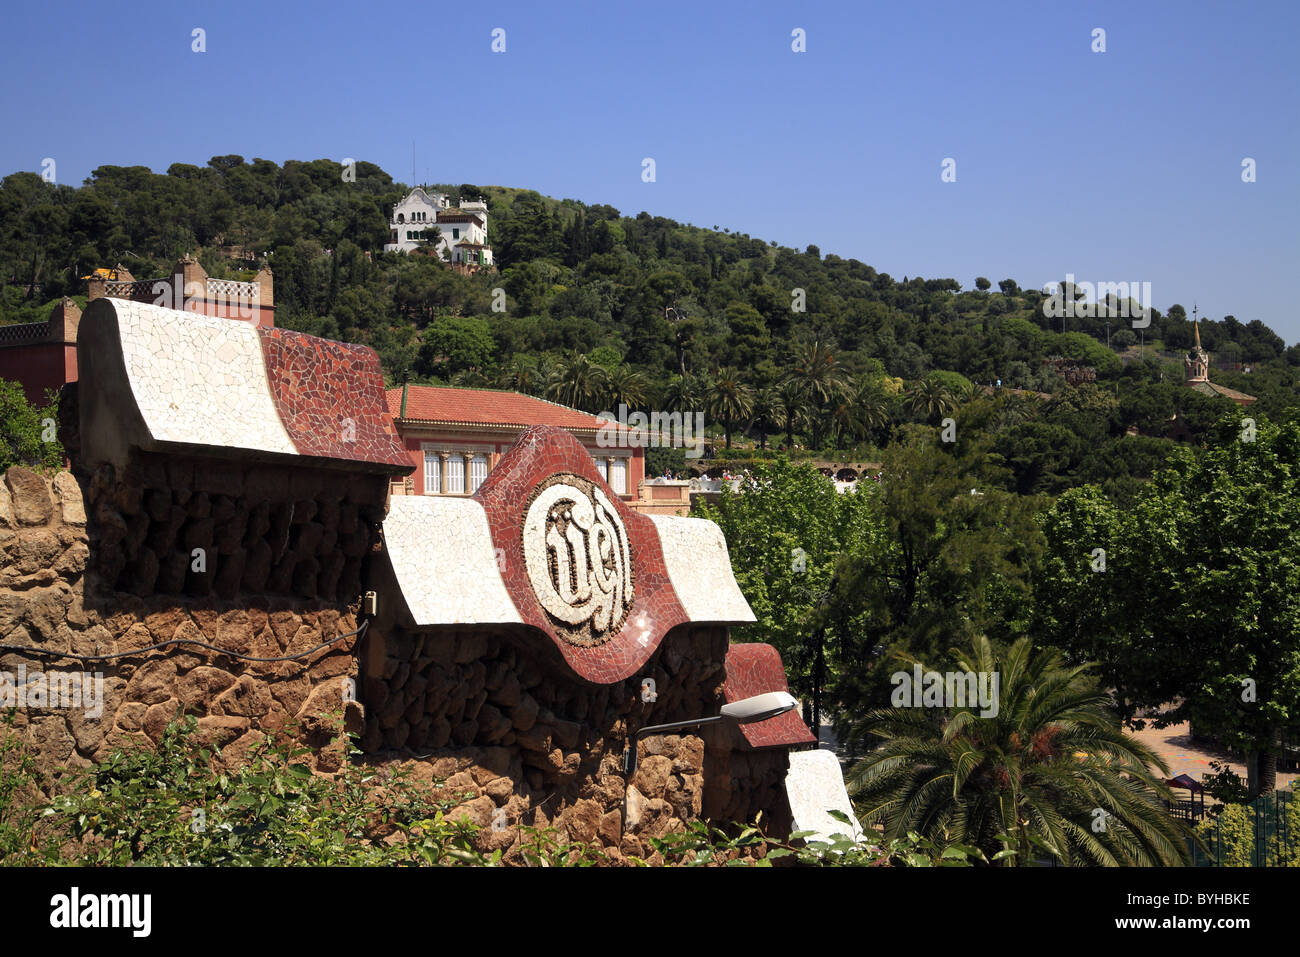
[1185,303,1209,384]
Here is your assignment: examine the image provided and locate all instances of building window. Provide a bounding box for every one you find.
[470,454,488,492]
[453,228,460,239]
[595,457,608,482]
[423,450,441,494]
[610,458,627,494]
[397,213,404,223]
[447,456,465,494]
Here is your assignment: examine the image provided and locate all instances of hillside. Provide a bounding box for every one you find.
[2,155,1298,499]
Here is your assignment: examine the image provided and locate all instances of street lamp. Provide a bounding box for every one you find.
[622,691,797,776]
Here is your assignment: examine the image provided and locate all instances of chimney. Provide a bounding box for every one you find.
[46,297,82,343]
[254,264,274,308]
[174,254,207,288]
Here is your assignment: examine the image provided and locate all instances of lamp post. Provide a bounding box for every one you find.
[621,691,797,777]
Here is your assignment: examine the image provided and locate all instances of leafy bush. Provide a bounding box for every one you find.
[0,379,63,472]
[647,813,1001,867]
[0,711,46,862]
[1195,786,1300,867]
[5,712,489,866]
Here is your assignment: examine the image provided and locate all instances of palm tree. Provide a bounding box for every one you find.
[845,636,1192,866]
[993,394,1037,432]
[662,372,708,416]
[905,377,957,422]
[602,363,648,412]
[496,356,547,396]
[450,368,491,388]
[776,379,810,449]
[748,386,780,450]
[828,376,893,447]
[854,378,893,439]
[788,338,846,448]
[827,391,862,448]
[708,368,755,449]
[544,351,608,411]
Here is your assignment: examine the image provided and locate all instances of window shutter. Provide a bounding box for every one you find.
[423,451,441,494]
[447,457,465,494]
[470,455,489,491]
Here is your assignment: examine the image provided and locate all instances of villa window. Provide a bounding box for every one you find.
[446,456,465,494]
[610,458,627,494]
[595,457,608,482]
[397,213,404,223]
[470,454,489,492]
[453,228,460,239]
[423,450,441,494]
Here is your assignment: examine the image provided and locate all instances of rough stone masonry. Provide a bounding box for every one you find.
[1,297,821,862]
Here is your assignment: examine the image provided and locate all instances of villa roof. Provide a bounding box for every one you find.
[1188,379,1257,404]
[386,384,616,432]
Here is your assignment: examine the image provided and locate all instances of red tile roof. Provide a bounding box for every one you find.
[387,385,616,431]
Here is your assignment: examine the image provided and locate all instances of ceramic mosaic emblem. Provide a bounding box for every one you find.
[521,473,634,646]
[473,425,692,683]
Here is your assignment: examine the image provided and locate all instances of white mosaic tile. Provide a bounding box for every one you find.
[784,749,865,844]
[647,515,755,623]
[109,299,296,455]
[383,496,521,626]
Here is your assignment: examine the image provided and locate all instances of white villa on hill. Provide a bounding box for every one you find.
[383,187,494,269]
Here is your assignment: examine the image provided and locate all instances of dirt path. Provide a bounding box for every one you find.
[1128,719,1299,791]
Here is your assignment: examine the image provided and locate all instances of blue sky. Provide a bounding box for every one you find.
[2,0,1297,341]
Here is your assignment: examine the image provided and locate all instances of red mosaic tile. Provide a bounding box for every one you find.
[474,425,688,684]
[256,327,411,470]
[722,643,816,749]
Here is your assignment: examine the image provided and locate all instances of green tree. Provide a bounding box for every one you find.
[697,459,877,725]
[775,379,810,449]
[826,427,1044,720]
[707,368,755,449]
[602,364,648,412]
[545,350,609,411]
[846,635,1192,866]
[1037,416,1300,796]
[787,338,845,449]
[905,377,958,422]
[417,316,495,378]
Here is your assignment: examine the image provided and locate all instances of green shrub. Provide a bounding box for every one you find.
[17,713,489,866]
[0,710,48,862]
[0,379,63,472]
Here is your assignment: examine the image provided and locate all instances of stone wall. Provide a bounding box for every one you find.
[0,461,378,786]
[84,451,383,601]
[1,459,799,854]
[356,621,795,857]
